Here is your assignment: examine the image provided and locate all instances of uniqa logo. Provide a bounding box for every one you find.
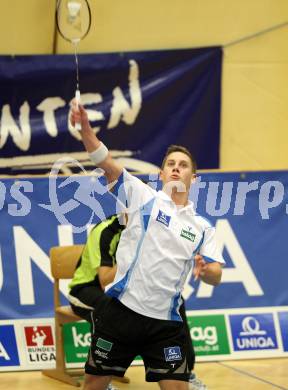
[240,316,266,336]
[236,316,275,349]
[236,337,275,349]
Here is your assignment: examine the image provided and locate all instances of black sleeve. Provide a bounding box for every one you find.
[99,226,116,267]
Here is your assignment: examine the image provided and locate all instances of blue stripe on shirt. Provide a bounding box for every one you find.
[106,198,155,299]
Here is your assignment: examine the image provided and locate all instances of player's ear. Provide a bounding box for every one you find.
[159,169,164,181]
[191,174,197,184]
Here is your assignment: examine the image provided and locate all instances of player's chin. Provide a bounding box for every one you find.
[166,179,187,190]
[166,178,181,185]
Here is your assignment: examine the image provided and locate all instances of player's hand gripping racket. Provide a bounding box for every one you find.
[56,0,91,130]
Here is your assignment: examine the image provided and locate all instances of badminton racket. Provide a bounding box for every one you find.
[56,0,91,130]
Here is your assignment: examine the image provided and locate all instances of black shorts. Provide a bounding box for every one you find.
[85,298,190,382]
[70,284,109,322]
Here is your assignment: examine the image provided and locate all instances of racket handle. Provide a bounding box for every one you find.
[75,89,82,131]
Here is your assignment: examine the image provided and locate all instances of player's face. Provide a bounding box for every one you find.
[160,151,195,191]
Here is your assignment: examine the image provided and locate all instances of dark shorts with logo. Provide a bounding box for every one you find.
[85,298,190,382]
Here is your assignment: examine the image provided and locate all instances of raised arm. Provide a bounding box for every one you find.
[71,102,123,183]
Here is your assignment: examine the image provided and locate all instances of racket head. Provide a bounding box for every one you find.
[56,0,91,43]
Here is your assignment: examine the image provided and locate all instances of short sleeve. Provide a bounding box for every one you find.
[199,226,225,265]
[111,169,155,213]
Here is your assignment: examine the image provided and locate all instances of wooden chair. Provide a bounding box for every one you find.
[42,245,84,386]
[42,245,130,387]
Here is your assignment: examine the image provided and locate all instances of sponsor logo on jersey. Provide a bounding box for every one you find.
[164,346,182,361]
[180,229,195,242]
[156,210,171,227]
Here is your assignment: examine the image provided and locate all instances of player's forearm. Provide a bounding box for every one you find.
[80,125,101,153]
[200,263,222,285]
[99,265,117,289]
[74,104,123,182]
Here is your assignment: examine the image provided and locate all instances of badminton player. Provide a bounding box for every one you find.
[70,103,225,390]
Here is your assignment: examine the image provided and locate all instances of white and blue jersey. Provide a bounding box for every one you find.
[105,169,225,321]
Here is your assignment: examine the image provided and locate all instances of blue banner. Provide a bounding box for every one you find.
[0,170,287,319]
[0,48,222,173]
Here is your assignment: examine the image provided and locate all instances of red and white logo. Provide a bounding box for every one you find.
[24,326,54,347]
[23,325,55,365]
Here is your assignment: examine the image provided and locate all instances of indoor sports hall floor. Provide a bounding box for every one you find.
[2,358,287,389]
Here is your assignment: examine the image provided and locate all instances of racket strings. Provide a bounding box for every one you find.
[56,0,91,42]
[56,0,91,94]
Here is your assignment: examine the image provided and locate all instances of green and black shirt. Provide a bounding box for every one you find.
[69,215,124,292]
